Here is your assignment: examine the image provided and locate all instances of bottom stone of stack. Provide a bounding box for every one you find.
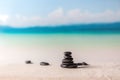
[61,64,77,68]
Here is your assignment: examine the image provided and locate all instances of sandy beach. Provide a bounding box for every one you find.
[0,34,120,80]
[0,64,120,80]
[0,33,120,80]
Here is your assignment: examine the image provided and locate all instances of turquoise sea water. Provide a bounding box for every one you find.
[0,33,120,65]
[0,33,120,47]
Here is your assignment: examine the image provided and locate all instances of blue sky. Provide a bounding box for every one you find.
[0,0,120,27]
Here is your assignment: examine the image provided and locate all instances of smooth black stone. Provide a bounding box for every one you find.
[76,62,89,66]
[64,51,72,55]
[62,59,73,63]
[61,64,74,66]
[61,64,77,68]
[64,57,73,60]
[64,56,72,58]
[63,58,73,61]
[82,62,89,65]
[64,54,71,57]
[76,63,83,65]
[25,60,33,64]
[62,62,74,64]
[62,62,74,65]
[64,51,72,56]
[40,62,50,66]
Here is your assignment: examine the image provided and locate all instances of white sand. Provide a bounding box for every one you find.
[0,64,120,80]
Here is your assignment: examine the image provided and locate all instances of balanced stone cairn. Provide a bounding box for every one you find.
[61,51,77,68]
[61,51,89,68]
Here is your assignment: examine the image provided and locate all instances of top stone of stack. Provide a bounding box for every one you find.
[64,51,72,56]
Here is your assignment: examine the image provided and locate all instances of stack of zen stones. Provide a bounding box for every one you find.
[61,51,77,68]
